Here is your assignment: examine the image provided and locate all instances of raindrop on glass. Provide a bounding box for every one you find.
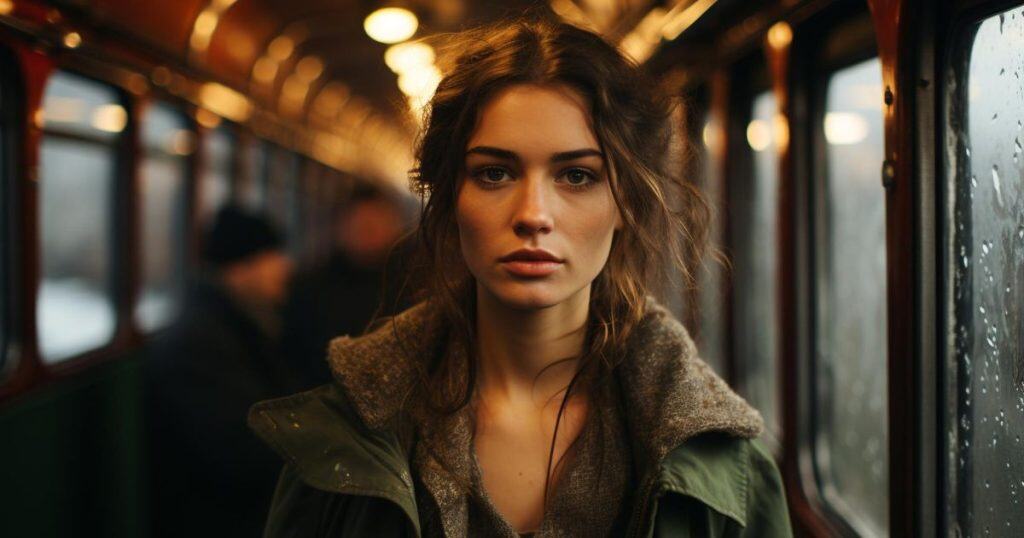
[992,165,1004,206]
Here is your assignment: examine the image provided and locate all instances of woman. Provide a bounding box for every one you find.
[250,17,792,537]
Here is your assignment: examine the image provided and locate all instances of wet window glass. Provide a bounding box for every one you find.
[697,113,726,375]
[733,90,781,439]
[37,71,122,363]
[814,57,888,535]
[199,125,233,222]
[949,8,1024,536]
[135,103,192,332]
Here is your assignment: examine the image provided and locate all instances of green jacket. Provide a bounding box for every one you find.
[249,302,793,537]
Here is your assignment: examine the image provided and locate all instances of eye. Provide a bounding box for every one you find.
[559,167,597,187]
[471,166,513,184]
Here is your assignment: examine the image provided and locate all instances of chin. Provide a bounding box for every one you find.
[482,280,576,311]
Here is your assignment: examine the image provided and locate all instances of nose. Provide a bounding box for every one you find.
[512,175,554,237]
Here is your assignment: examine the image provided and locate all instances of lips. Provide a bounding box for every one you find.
[498,249,564,277]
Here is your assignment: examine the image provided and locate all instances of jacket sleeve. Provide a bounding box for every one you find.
[739,440,793,537]
[264,465,415,538]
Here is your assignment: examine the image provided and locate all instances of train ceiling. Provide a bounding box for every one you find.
[21,0,763,187]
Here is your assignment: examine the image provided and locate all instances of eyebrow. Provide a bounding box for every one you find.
[465,146,603,164]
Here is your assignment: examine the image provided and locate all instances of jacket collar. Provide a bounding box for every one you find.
[327,298,763,532]
[327,299,763,466]
[251,298,764,536]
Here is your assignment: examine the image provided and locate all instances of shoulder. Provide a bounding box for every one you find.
[247,384,412,495]
[657,432,790,534]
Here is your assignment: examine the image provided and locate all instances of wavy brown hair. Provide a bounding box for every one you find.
[401,15,712,494]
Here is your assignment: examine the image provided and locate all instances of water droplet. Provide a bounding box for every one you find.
[1015,137,1022,155]
[980,305,987,314]
[1000,13,1006,32]
[992,165,1004,206]
[986,479,991,489]
[982,241,991,254]
[971,175,978,188]
[1000,68,1006,75]
[291,422,301,429]
[992,112,999,121]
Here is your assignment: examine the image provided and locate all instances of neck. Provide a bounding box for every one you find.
[474,285,591,407]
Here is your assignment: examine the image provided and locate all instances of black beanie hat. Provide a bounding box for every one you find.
[201,204,284,267]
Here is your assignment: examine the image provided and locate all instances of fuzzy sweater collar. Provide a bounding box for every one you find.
[327,299,763,537]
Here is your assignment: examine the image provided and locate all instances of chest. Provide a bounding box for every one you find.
[472,398,589,533]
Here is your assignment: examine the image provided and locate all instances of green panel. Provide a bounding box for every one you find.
[0,355,146,538]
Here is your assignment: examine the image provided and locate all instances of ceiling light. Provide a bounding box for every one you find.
[384,41,434,74]
[767,22,793,50]
[397,65,441,98]
[63,31,82,49]
[268,35,295,61]
[296,56,324,82]
[364,7,418,44]
[198,82,252,122]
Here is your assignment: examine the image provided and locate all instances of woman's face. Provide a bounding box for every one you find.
[456,84,621,310]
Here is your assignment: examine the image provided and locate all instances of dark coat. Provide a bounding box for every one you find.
[283,248,411,388]
[146,280,303,538]
[249,301,794,537]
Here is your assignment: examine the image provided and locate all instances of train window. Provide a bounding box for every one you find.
[814,57,888,535]
[733,89,781,439]
[697,111,726,375]
[135,102,192,332]
[198,125,233,222]
[36,71,123,363]
[948,8,1024,535]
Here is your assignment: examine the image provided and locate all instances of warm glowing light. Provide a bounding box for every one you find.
[195,108,221,129]
[189,0,237,53]
[282,76,308,101]
[190,11,219,51]
[295,56,324,82]
[384,41,435,74]
[198,82,252,122]
[91,104,127,133]
[364,7,418,44]
[268,35,295,60]
[0,0,14,16]
[766,22,792,50]
[397,65,441,97]
[824,112,870,145]
[252,56,278,83]
[747,119,772,151]
[773,113,789,151]
[702,120,722,154]
[63,31,82,49]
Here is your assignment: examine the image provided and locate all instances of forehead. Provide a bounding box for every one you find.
[466,84,599,154]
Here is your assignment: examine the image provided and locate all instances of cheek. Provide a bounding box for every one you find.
[455,186,491,267]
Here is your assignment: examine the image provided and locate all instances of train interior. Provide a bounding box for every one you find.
[0,0,1022,536]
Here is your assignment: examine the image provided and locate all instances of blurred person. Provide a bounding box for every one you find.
[146,204,301,538]
[283,185,412,386]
